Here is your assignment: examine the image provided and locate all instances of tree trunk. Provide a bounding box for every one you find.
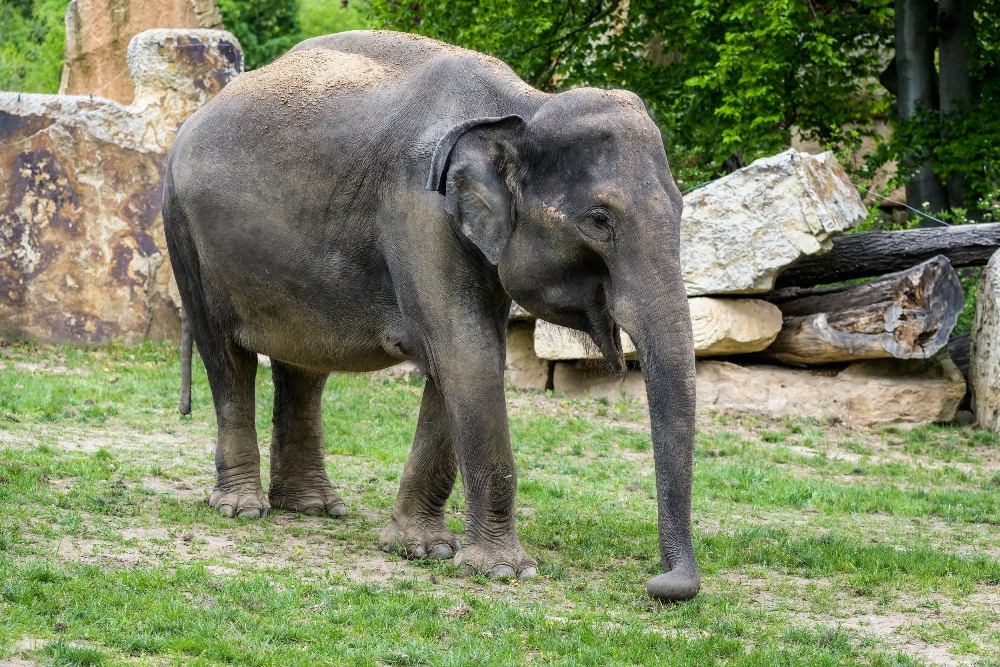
[896,0,949,218]
[764,256,964,365]
[937,0,977,211]
[773,223,1000,288]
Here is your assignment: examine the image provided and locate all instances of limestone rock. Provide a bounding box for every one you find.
[970,250,1000,431]
[689,298,783,355]
[533,297,782,360]
[505,321,551,390]
[681,149,867,296]
[60,0,225,105]
[1,30,242,345]
[553,351,965,427]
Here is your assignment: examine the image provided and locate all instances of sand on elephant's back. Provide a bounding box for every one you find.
[218,49,394,102]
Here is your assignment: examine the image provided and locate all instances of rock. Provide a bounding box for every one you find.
[689,298,783,356]
[681,149,867,296]
[370,362,423,382]
[552,362,647,403]
[60,0,224,105]
[553,351,966,427]
[953,410,975,426]
[505,322,550,390]
[533,297,782,360]
[1,30,242,345]
[970,250,1000,432]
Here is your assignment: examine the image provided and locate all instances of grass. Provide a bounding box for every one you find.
[2,342,1000,666]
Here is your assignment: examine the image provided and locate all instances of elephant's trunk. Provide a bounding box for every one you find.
[611,264,700,601]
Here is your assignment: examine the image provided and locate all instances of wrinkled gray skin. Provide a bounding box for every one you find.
[163,30,699,601]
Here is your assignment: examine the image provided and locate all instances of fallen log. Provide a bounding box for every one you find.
[774,223,1000,289]
[764,255,964,365]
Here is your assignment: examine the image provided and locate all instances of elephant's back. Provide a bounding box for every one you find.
[214,46,399,109]
[289,30,535,95]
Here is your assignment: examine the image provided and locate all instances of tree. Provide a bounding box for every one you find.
[216,0,302,70]
[0,0,70,93]
[366,0,895,187]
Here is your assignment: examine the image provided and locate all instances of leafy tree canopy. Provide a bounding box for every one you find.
[0,0,71,94]
[366,0,896,188]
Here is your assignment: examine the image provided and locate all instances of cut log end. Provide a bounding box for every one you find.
[765,255,964,365]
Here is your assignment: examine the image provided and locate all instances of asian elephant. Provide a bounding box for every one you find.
[163,30,699,601]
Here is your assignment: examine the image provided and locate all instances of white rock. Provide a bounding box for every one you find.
[533,298,782,360]
[681,149,867,296]
[970,250,1000,431]
[553,351,965,427]
[505,322,550,390]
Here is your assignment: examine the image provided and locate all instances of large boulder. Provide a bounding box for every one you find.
[60,0,224,105]
[970,250,1000,431]
[1,30,242,345]
[533,297,782,360]
[553,351,965,427]
[681,149,867,296]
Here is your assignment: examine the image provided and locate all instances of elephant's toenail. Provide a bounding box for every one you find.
[412,546,427,558]
[460,565,476,577]
[304,507,324,516]
[488,565,515,579]
[518,566,537,580]
[429,544,452,559]
[329,503,346,517]
[381,543,391,552]
[237,508,260,518]
[218,504,235,518]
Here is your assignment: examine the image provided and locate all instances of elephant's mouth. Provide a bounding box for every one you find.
[589,315,626,377]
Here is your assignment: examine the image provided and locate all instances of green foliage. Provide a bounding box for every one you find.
[300,0,369,39]
[216,0,302,69]
[366,0,894,186]
[870,1,1000,218]
[0,0,71,94]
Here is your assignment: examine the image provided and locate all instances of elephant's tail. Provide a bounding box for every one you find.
[179,309,192,415]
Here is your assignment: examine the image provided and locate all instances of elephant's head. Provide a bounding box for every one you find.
[428,87,700,601]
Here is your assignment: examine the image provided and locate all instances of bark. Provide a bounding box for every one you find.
[938,0,977,210]
[764,256,964,365]
[773,223,1000,288]
[949,331,971,379]
[896,0,949,217]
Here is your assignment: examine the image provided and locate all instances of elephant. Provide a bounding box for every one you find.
[163,29,699,601]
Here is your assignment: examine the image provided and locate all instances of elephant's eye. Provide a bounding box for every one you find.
[590,209,612,228]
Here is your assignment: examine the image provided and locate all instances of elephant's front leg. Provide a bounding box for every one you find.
[440,364,537,580]
[380,377,460,559]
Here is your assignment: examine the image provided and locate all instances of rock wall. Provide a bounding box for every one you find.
[970,250,1000,432]
[1,29,242,345]
[552,351,965,428]
[60,0,224,105]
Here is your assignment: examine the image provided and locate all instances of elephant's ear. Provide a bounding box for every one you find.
[426,115,525,265]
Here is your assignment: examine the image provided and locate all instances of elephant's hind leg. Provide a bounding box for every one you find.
[201,340,269,518]
[380,377,459,559]
[267,361,345,517]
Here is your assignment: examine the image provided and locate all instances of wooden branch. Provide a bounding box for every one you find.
[764,255,964,365]
[774,223,1000,289]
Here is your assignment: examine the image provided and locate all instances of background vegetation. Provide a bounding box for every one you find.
[2,0,995,220]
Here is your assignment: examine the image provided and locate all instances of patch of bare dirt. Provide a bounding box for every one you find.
[710,571,999,667]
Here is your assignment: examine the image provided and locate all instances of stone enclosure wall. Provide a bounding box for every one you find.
[1,29,242,345]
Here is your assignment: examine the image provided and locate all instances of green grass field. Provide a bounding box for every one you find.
[1,342,999,666]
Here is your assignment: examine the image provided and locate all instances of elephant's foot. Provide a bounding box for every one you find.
[269,480,346,517]
[379,515,458,559]
[646,566,700,602]
[454,539,537,580]
[209,485,270,519]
